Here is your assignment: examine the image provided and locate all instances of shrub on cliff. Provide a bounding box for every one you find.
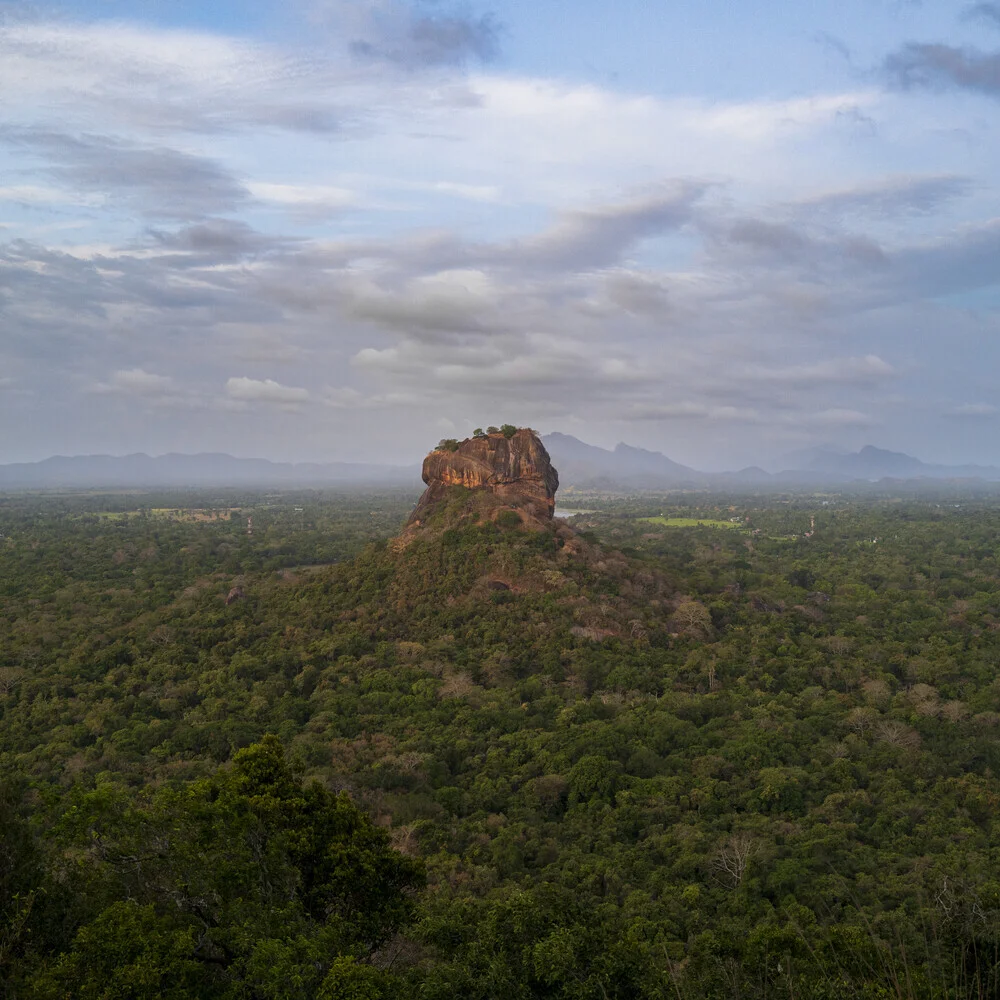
[496,509,522,529]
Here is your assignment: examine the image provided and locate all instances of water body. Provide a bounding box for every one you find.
[554,508,595,518]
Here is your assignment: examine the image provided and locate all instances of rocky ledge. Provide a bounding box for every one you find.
[408,429,559,526]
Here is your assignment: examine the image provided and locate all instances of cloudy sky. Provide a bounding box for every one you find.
[1,0,999,469]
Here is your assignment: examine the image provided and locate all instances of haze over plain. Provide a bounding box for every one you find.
[2,0,999,470]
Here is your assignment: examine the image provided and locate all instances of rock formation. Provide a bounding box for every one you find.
[408,429,559,527]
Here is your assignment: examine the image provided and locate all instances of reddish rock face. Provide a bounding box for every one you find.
[410,429,559,524]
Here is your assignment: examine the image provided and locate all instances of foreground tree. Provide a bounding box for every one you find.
[29,736,425,999]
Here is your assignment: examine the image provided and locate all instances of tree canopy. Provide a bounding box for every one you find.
[4,488,1000,997]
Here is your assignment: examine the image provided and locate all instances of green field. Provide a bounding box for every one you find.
[638,514,741,528]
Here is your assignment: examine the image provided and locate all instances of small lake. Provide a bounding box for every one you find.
[554,508,595,518]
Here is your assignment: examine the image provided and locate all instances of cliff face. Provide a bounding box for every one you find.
[409,429,559,525]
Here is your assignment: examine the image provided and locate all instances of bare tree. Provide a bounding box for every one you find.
[671,600,714,640]
[845,705,877,738]
[713,832,757,888]
[628,619,647,641]
[0,667,24,697]
[941,700,969,724]
[862,678,891,709]
[875,720,921,750]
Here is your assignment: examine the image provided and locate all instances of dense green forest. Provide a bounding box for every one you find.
[4,486,1000,998]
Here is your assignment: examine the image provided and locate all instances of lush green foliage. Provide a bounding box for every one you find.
[13,734,423,999]
[4,488,1000,997]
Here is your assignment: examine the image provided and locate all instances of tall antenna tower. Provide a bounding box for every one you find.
[247,515,253,538]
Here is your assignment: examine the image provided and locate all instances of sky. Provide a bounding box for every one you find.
[1,0,999,470]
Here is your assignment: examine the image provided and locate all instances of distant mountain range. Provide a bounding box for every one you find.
[779,444,1000,482]
[541,435,1000,489]
[2,438,998,490]
[0,453,420,489]
[542,433,701,488]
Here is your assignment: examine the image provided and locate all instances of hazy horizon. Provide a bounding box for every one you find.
[2,1,999,469]
[5,433,1000,486]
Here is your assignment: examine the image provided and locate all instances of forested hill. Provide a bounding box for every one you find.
[3,489,1000,997]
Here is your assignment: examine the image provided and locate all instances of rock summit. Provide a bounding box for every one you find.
[408,428,559,527]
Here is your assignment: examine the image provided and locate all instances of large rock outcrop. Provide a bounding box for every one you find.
[408,429,559,526]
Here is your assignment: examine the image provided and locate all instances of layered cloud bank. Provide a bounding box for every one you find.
[1,1,998,468]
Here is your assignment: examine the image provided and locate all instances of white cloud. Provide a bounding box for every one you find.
[743,355,894,386]
[90,368,176,396]
[428,181,500,201]
[344,268,502,333]
[0,185,102,207]
[948,402,998,417]
[247,182,357,214]
[793,175,972,219]
[805,408,873,427]
[443,77,883,204]
[225,376,310,405]
[625,402,760,422]
[1,17,889,215]
[322,385,365,408]
[2,14,999,466]
[0,20,325,133]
